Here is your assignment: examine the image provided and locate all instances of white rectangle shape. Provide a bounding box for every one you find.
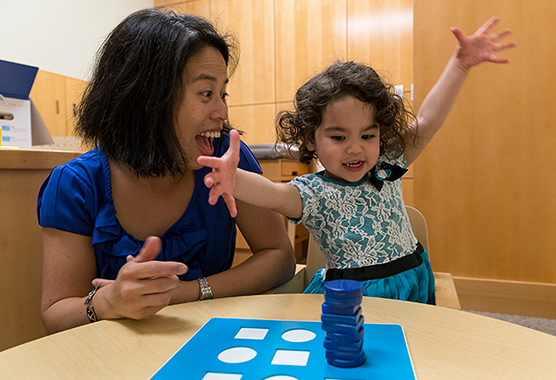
[202,373,242,380]
[271,349,310,366]
[234,327,268,340]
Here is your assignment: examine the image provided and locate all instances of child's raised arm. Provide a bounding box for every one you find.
[197,130,303,219]
[404,16,516,166]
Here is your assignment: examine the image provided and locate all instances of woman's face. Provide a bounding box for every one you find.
[176,47,229,170]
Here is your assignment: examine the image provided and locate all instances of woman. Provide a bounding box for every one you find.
[37,8,295,334]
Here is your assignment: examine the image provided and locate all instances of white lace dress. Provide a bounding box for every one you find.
[288,155,435,303]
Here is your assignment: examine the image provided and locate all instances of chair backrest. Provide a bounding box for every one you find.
[304,205,430,285]
[305,235,327,286]
[405,205,430,252]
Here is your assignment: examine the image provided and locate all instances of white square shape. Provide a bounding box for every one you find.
[234,327,268,340]
[271,349,310,366]
[202,373,243,380]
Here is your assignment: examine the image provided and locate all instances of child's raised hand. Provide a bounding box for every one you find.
[451,16,516,71]
[197,129,241,217]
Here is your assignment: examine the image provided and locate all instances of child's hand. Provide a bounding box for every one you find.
[451,16,516,71]
[197,129,241,217]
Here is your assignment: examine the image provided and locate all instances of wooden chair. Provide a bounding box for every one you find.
[405,206,461,309]
[272,206,462,310]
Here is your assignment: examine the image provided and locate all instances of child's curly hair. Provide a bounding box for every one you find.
[276,60,416,165]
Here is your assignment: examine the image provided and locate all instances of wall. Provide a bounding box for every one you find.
[1,0,153,80]
[161,0,556,318]
[154,0,415,203]
[414,0,556,317]
[154,0,413,144]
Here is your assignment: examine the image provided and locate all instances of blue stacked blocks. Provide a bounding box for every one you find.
[322,279,366,368]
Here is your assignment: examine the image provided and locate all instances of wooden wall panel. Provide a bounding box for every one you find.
[347,0,413,87]
[158,0,210,16]
[211,0,275,106]
[414,0,556,284]
[275,0,347,102]
[401,179,413,207]
[228,104,276,145]
[145,1,414,152]
[155,0,196,6]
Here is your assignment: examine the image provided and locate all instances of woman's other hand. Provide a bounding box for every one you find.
[92,236,188,320]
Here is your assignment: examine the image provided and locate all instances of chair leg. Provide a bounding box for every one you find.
[434,272,462,310]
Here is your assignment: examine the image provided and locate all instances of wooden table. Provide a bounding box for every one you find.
[1,294,555,379]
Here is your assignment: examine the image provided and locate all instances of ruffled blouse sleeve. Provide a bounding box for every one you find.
[37,165,95,236]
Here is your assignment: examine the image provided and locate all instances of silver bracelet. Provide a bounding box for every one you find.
[197,277,213,301]
[84,286,99,323]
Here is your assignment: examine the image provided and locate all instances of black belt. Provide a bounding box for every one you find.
[324,242,425,282]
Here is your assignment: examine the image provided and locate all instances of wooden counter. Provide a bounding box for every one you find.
[0,149,81,351]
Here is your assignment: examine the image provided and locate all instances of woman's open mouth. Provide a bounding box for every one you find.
[196,130,221,156]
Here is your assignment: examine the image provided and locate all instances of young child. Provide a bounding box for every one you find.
[198,17,515,304]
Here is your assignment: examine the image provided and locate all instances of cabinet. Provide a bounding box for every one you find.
[0,150,81,351]
[260,159,310,263]
[29,70,88,139]
[235,159,311,264]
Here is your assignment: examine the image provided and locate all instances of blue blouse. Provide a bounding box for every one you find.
[37,134,261,281]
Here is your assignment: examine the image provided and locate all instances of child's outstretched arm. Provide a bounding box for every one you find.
[404,16,516,166]
[197,130,303,219]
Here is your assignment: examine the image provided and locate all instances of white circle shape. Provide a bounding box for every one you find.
[281,329,316,343]
[264,376,299,380]
[217,347,257,363]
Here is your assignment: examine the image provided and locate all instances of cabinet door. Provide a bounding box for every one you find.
[64,77,88,135]
[29,70,68,137]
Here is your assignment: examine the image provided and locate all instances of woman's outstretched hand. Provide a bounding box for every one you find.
[451,16,516,71]
[197,129,241,217]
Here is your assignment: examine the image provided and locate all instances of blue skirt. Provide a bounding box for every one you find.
[303,250,436,305]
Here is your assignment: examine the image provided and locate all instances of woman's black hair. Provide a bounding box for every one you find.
[76,8,238,177]
[276,60,416,165]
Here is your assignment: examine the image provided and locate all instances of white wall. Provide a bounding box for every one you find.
[1,0,154,80]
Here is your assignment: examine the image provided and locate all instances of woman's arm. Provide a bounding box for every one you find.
[170,200,297,304]
[198,129,303,219]
[41,228,187,334]
[404,16,515,166]
[41,228,99,333]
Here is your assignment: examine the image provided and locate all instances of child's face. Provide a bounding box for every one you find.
[307,96,380,183]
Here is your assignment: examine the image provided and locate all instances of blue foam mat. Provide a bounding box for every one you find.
[151,317,416,380]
